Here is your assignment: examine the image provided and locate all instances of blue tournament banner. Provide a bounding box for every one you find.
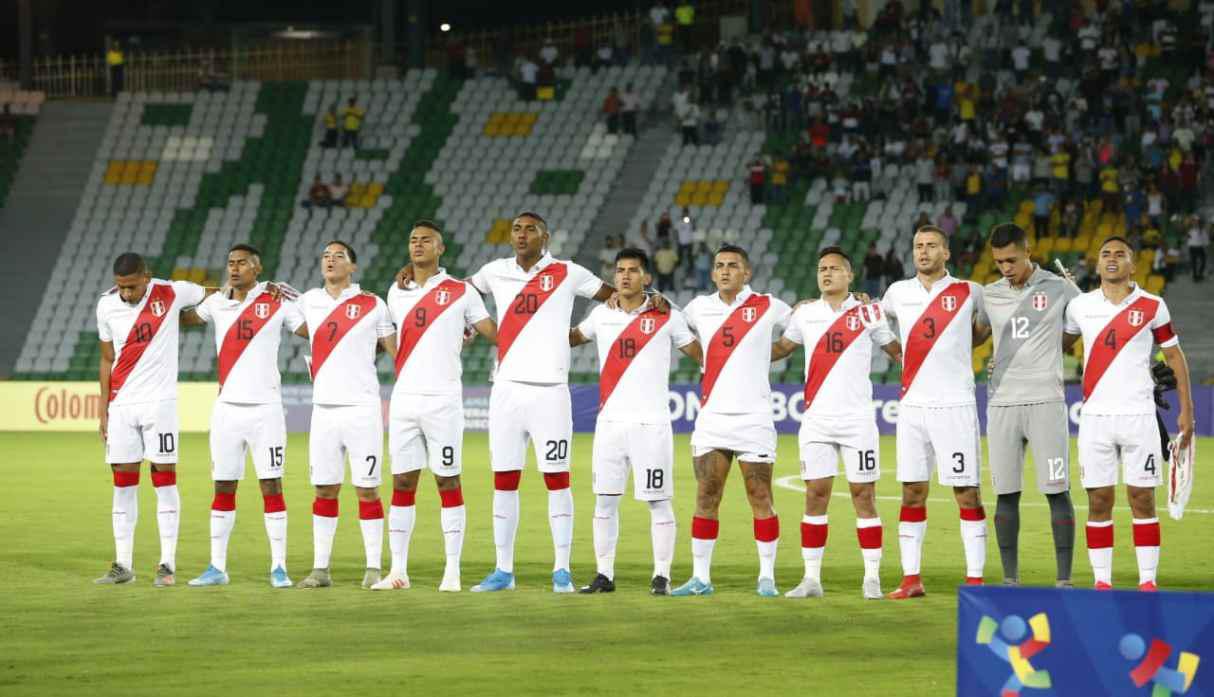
[957,586,1213,696]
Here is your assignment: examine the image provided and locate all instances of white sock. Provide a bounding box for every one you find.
[210,509,236,573]
[1087,520,1114,585]
[264,510,287,571]
[592,495,621,580]
[1133,518,1160,585]
[801,514,828,581]
[440,504,465,575]
[154,483,180,570]
[493,489,519,573]
[648,499,676,578]
[755,516,780,580]
[548,487,574,572]
[360,516,384,571]
[960,509,987,579]
[112,483,138,570]
[857,517,883,579]
[312,514,338,569]
[388,504,416,576]
[898,519,927,576]
[691,537,716,583]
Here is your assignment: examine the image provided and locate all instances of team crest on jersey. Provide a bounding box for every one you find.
[846,314,861,331]
[940,295,957,312]
[1128,309,1144,327]
[742,307,757,322]
[150,300,167,317]
[345,304,362,319]
[1032,292,1049,311]
[435,290,451,306]
[253,302,271,319]
[539,274,554,292]
[639,317,656,334]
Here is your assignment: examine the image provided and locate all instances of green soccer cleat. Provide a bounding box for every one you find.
[297,568,332,589]
[94,562,135,585]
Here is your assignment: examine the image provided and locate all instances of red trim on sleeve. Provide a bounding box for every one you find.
[1152,322,1175,344]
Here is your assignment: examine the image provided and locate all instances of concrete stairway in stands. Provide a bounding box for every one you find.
[1163,275,1214,383]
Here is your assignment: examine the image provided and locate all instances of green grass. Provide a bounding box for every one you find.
[1,432,1211,696]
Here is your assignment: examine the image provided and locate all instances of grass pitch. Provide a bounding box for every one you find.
[1,432,1210,696]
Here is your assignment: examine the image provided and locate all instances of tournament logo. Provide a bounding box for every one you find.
[1032,292,1049,311]
[1119,632,1200,694]
[1128,310,1144,327]
[150,300,167,317]
[846,314,861,331]
[539,274,554,292]
[346,304,362,319]
[639,317,656,334]
[742,307,757,322]
[435,290,451,306]
[976,612,1053,695]
[253,302,270,319]
[940,295,957,312]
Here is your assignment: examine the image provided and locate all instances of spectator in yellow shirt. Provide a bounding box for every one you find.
[107,41,125,97]
[321,104,338,148]
[1050,148,1071,196]
[1099,164,1120,213]
[340,97,366,150]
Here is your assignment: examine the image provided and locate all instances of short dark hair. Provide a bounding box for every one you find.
[988,223,1027,249]
[112,252,146,276]
[715,243,750,265]
[1100,235,1135,252]
[412,219,442,234]
[229,243,262,258]
[514,211,548,232]
[614,247,650,273]
[818,245,852,269]
[323,239,357,264]
[914,224,949,242]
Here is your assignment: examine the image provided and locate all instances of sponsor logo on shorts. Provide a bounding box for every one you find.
[940,295,957,312]
[1032,292,1048,311]
[346,304,361,319]
[254,302,271,319]
[150,300,167,317]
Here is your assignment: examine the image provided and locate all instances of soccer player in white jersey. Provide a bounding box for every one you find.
[881,225,992,599]
[771,246,902,600]
[180,244,306,588]
[1063,236,1194,591]
[673,244,793,597]
[570,247,702,595]
[296,241,397,590]
[373,221,497,592]
[94,252,213,586]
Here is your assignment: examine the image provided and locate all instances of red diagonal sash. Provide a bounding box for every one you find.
[599,309,670,410]
[1082,296,1158,401]
[901,282,971,396]
[217,292,281,389]
[395,279,466,378]
[310,294,379,381]
[702,294,771,405]
[804,305,868,410]
[109,283,176,403]
[496,262,568,364]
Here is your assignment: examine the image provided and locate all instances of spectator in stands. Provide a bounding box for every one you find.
[302,174,333,212]
[599,234,620,280]
[198,58,230,92]
[679,101,700,146]
[1146,181,1165,227]
[595,43,615,72]
[748,157,766,204]
[656,210,673,246]
[937,206,959,239]
[883,247,905,288]
[340,97,365,150]
[964,165,984,211]
[328,174,349,207]
[1032,186,1055,237]
[1099,161,1121,213]
[1164,241,1182,282]
[1059,200,1080,238]
[1179,152,1200,213]
[540,39,559,67]
[676,207,694,273]
[915,149,935,201]
[321,104,338,148]
[1187,216,1209,282]
[518,56,539,100]
[620,83,639,135]
[769,157,789,203]
[0,104,15,144]
[654,242,679,291]
[107,41,125,97]
[604,87,622,134]
[693,242,711,290]
[863,243,884,297]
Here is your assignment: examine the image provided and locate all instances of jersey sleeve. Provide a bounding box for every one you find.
[782,308,805,345]
[463,284,491,324]
[374,296,395,338]
[173,280,208,308]
[1063,299,1081,335]
[1152,298,1179,347]
[281,299,306,333]
[771,296,794,330]
[576,307,598,340]
[96,299,112,342]
[682,297,701,334]
[468,262,492,294]
[969,282,989,326]
[668,309,695,348]
[869,306,897,345]
[570,262,606,299]
[193,294,215,323]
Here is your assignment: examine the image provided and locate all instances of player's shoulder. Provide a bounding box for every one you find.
[885,277,914,293]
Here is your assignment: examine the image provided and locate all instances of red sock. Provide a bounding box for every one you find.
[439,487,464,507]
[211,492,236,511]
[391,490,416,507]
[691,516,719,540]
[494,470,521,491]
[801,520,828,548]
[358,499,384,520]
[754,515,779,542]
[312,497,338,518]
[113,471,140,487]
[262,493,286,513]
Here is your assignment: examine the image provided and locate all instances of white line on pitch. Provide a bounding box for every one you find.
[773,476,1214,515]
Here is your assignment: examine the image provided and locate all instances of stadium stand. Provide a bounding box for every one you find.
[0,86,42,208]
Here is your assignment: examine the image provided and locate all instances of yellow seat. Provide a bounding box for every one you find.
[674,192,692,207]
[486,218,511,244]
[711,180,729,194]
[1053,237,1073,253]
[678,181,696,196]
[1145,274,1166,294]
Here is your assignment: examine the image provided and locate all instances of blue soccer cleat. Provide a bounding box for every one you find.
[552,568,575,593]
[270,566,293,589]
[757,577,779,597]
[470,568,516,592]
[670,577,715,596]
[187,565,230,587]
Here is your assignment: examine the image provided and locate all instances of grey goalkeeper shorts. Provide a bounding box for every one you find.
[986,402,1071,495]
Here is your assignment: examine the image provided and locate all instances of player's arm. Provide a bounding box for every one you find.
[1160,343,1195,449]
[180,308,206,327]
[378,333,397,357]
[473,318,497,344]
[881,339,903,363]
[679,339,703,364]
[972,322,991,346]
[771,336,799,361]
[1062,331,1081,352]
[971,283,991,345]
[98,340,114,442]
[569,327,591,347]
[592,282,616,303]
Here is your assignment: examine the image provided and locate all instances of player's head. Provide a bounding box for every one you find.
[712,244,752,294]
[512,211,549,259]
[1097,235,1135,283]
[321,240,357,283]
[227,244,262,290]
[912,225,950,275]
[112,252,150,304]
[988,223,1033,283]
[613,247,652,299]
[817,246,853,296]
[409,220,445,266]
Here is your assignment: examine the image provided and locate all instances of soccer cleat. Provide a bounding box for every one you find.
[965,577,984,586]
[650,575,671,596]
[887,576,926,599]
[757,577,779,597]
[1138,581,1159,592]
[438,571,461,593]
[552,568,575,593]
[153,564,175,587]
[270,566,293,589]
[1094,581,1113,591]
[1002,578,1021,586]
[578,573,615,594]
[862,576,883,600]
[670,577,715,596]
[187,565,230,587]
[94,562,135,585]
[361,568,382,589]
[297,568,332,589]
[370,571,410,591]
[470,569,515,592]
[784,577,824,598]
[1055,579,1074,589]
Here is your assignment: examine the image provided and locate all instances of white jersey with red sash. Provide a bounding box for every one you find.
[469,253,603,384]
[96,278,207,406]
[387,270,489,397]
[1064,285,1178,415]
[193,282,306,404]
[684,286,792,417]
[782,295,896,419]
[577,302,695,424]
[301,284,394,406]
[882,274,986,408]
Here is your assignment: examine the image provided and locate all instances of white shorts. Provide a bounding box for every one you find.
[209,401,287,481]
[799,416,881,483]
[488,381,572,473]
[1077,412,1163,489]
[592,419,674,501]
[691,411,777,464]
[896,403,981,487]
[389,392,463,476]
[106,399,178,465]
[309,403,384,487]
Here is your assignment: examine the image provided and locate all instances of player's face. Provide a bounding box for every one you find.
[409,227,445,265]
[227,250,261,289]
[114,272,150,305]
[913,231,949,274]
[1098,241,1135,283]
[321,243,356,283]
[512,216,549,258]
[712,252,751,293]
[817,254,853,294]
[991,243,1031,282]
[614,257,650,298]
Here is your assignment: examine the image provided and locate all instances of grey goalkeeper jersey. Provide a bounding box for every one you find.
[984,266,1081,406]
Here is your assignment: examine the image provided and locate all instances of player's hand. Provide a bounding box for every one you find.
[1177,408,1195,451]
[647,291,671,314]
[1053,259,1077,286]
[99,410,108,443]
[605,292,621,310]
[853,292,872,304]
[986,355,996,376]
[395,264,415,289]
[267,281,301,302]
